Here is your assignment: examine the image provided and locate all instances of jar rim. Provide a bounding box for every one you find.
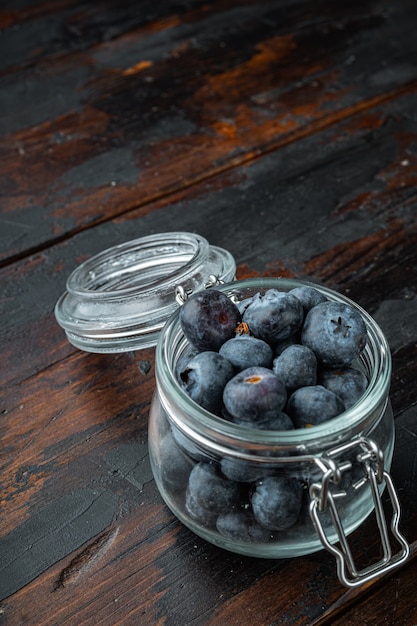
[65,232,209,298]
[156,277,392,452]
[54,231,236,352]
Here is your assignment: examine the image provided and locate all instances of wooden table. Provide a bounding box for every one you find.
[1,1,417,624]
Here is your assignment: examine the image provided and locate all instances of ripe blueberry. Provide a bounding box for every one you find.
[251,476,303,531]
[302,301,367,368]
[287,384,345,428]
[273,344,317,391]
[179,351,235,413]
[185,462,242,520]
[180,289,242,351]
[318,366,368,409]
[223,367,287,424]
[289,286,328,315]
[219,334,273,371]
[242,289,303,344]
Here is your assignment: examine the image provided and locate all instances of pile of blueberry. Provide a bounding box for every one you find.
[159,285,369,544]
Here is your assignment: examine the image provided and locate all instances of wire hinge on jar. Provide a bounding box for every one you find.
[309,436,409,588]
[175,275,227,306]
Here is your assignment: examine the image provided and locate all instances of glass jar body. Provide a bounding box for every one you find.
[149,278,394,558]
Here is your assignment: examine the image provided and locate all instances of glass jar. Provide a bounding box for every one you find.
[55,232,409,588]
[149,277,409,587]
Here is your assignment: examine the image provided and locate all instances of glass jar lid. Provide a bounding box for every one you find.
[54,232,236,352]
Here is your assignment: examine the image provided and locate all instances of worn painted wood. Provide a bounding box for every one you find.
[1,83,417,387]
[1,1,417,625]
[1,0,417,263]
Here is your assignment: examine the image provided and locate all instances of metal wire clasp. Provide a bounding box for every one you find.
[175,275,224,305]
[309,437,409,588]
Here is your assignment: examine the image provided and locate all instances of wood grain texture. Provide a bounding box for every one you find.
[1,1,417,625]
[2,0,417,262]
[2,82,417,385]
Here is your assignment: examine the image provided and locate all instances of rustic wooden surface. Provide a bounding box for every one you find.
[1,1,417,624]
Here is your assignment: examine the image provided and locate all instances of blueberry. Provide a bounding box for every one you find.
[178,351,235,413]
[220,457,268,483]
[219,335,273,371]
[242,289,304,344]
[158,429,193,493]
[223,367,287,424]
[301,301,367,368]
[251,476,303,531]
[232,411,294,431]
[318,366,368,409]
[273,344,317,391]
[179,289,242,351]
[287,385,345,428]
[185,491,218,528]
[289,286,328,315]
[216,509,272,543]
[185,462,242,521]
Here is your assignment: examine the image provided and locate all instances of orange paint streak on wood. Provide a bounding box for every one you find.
[19,106,110,143]
[212,120,237,140]
[236,262,297,280]
[195,34,297,104]
[145,13,182,34]
[65,82,417,231]
[327,111,386,140]
[0,469,51,532]
[3,69,417,265]
[171,40,193,59]
[122,60,153,76]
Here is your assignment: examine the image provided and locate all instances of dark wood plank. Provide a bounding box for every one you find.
[1,81,417,624]
[2,2,417,623]
[2,0,417,262]
[1,342,415,625]
[0,0,214,73]
[330,558,417,626]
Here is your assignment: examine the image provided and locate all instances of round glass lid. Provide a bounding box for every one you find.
[54,232,236,353]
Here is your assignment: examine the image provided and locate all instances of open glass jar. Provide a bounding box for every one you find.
[55,232,409,588]
[149,277,409,587]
